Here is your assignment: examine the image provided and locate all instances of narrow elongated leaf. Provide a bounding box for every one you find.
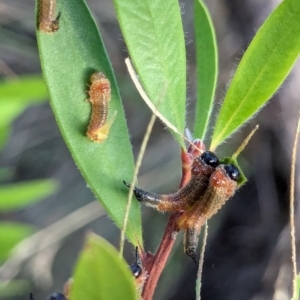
[0,222,34,261]
[113,0,186,146]
[0,76,47,103]
[0,280,29,297]
[0,179,57,211]
[71,233,138,300]
[211,0,300,150]
[193,0,218,140]
[36,0,142,245]
[0,76,48,148]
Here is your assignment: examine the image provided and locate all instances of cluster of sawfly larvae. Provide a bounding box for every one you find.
[124,141,240,265]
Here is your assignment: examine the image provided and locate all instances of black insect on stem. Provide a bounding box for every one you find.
[30,292,67,300]
[47,293,67,300]
[129,246,143,278]
[129,246,148,291]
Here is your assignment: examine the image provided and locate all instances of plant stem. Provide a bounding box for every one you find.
[142,213,179,300]
[141,148,192,299]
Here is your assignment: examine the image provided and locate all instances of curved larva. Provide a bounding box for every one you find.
[38,0,60,33]
[86,72,116,142]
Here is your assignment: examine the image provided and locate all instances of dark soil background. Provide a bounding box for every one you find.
[0,0,300,299]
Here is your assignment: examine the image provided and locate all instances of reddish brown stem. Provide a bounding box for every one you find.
[141,146,199,299]
[181,140,206,187]
[180,148,192,187]
[141,212,179,300]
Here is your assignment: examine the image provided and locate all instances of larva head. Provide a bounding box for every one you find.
[209,163,240,198]
[39,20,59,33]
[201,151,219,167]
[130,263,142,278]
[129,247,147,291]
[90,72,106,83]
[224,164,240,181]
[191,163,240,222]
[191,151,219,177]
[220,156,247,186]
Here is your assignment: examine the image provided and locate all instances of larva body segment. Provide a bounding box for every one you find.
[86,72,116,142]
[124,151,219,212]
[38,0,60,33]
[179,163,240,264]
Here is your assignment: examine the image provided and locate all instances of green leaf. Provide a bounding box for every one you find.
[71,233,138,300]
[0,76,47,103]
[113,0,186,146]
[193,0,218,140]
[0,179,58,211]
[0,280,29,297]
[36,0,142,245]
[0,125,10,149]
[0,76,48,148]
[292,274,300,300]
[211,0,300,150]
[0,222,34,261]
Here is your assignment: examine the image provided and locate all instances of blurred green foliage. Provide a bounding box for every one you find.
[0,76,58,293]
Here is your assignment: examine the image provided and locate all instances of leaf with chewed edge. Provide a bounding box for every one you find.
[36,0,142,246]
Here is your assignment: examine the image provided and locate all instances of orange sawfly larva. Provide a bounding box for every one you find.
[86,72,116,142]
[38,0,60,33]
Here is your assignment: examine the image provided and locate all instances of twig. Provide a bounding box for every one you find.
[231,125,259,159]
[0,201,104,284]
[195,222,208,300]
[120,59,169,256]
[290,111,300,297]
[119,104,157,256]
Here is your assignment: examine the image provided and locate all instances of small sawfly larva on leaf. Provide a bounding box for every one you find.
[38,0,60,33]
[86,72,116,142]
